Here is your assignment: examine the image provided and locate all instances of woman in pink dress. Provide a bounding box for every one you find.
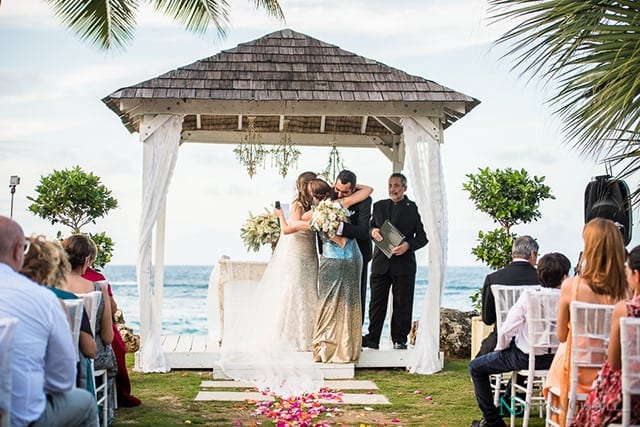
[570,245,640,426]
[542,218,629,426]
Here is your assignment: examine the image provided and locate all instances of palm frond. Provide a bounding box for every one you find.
[45,0,138,51]
[488,0,640,166]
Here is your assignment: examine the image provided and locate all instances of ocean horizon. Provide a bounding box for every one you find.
[103,264,490,336]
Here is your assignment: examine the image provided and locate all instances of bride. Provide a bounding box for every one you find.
[220,172,372,396]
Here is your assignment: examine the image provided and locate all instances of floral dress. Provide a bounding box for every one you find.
[570,295,640,426]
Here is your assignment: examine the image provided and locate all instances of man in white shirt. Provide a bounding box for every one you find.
[469,252,571,427]
[0,216,97,427]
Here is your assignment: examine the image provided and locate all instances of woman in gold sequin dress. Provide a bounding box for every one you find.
[307,179,366,363]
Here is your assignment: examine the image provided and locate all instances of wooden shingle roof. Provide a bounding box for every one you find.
[103,29,479,145]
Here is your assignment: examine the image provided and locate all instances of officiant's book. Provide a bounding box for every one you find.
[375,220,405,258]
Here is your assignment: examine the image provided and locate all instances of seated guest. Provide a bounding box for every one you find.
[570,245,640,426]
[470,252,571,427]
[62,234,117,426]
[542,218,629,426]
[0,216,97,427]
[20,236,97,360]
[476,235,540,357]
[84,265,142,406]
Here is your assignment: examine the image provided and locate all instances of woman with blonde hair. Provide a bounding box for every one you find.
[543,217,629,426]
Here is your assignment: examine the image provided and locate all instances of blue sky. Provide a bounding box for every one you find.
[0,0,632,267]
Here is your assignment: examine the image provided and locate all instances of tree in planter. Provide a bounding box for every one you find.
[27,166,118,270]
[462,167,554,310]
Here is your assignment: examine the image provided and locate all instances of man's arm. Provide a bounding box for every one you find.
[340,197,371,240]
[481,276,496,326]
[405,205,428,251]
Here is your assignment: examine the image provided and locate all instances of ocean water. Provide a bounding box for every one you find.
[103,265,490,336]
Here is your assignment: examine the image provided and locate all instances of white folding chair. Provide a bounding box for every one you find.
[509,288,560,427]
[0,317,18,427]
[491,284,540,406]
[619,316,640,427]
[62,299,84,362]
[545,301,614,427]
[78,291,109,427]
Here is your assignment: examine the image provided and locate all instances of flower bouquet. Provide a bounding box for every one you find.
[240,208,281,252]
[309,199,350,238]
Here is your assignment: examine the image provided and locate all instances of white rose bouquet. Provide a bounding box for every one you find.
[309,199,350,238]
[240,208,281,252]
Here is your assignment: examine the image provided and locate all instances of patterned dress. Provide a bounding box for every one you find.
[570,295,640,426]
[312,237,362,363]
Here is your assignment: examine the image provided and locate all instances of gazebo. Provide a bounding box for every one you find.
[102,29,479,374]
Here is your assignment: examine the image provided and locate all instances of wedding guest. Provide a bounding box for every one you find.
[333,170,372,321]
[83,265,142,406]
[62,234,118,426]
[469,252,571,427]
[543,217,629,426]
[475,235,540,357]
[20,236,97,361]
[0,216,97,427]
[570,245,640,426]
[363,173,428,350]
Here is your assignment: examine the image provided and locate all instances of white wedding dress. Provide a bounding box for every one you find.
[219,223,323,396]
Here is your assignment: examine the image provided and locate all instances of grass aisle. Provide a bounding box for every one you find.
[114,357,547,426]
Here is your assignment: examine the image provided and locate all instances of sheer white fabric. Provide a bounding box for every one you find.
[218,230,324,397]
[0,317,18,423]
[136,114,183,373]
[401,117,448,374]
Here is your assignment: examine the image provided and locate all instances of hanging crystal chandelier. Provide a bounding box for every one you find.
[322,136,345,183]
[234,116,267,178]
[271,119,301,178]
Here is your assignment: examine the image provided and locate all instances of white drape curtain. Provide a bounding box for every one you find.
[135,114,183,373]
[400,117,448,374]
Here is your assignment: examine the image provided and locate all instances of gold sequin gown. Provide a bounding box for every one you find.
[274,229,319,351]
[313,237,362,363]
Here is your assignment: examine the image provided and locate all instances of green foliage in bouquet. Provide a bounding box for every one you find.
[240,208,281,252]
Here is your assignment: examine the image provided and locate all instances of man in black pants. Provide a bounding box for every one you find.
[333,169,372,321]
[362,173,428,350]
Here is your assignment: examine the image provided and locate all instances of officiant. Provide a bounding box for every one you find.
[362,173,428,350]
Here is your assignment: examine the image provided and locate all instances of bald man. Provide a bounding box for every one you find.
[0,216,97,427]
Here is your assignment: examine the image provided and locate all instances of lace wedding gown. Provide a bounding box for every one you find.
[219,227,323,396]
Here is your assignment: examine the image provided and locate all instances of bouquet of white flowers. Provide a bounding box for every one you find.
[240,208,281,252]
[309,199,350,238]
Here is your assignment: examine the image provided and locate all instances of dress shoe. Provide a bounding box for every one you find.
[361,336,379,350]
[470,418,507,427]
[393,343,408,350]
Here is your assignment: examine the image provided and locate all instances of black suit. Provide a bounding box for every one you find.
[340,196,372,320]
[364,196,428,346]
[476,260,539,357]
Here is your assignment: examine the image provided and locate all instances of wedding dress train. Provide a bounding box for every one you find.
[219,228,323,396]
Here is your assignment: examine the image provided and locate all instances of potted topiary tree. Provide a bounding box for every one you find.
[463,166,554,357]
[27,165,119,270]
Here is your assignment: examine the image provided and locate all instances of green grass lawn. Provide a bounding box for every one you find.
[113,356,547,426]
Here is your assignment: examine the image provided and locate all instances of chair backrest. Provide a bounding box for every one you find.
[62,299,84,362]
[565,301,614,424]
[525,288,561,355]
[620,316,640,426]
[569,301,614,368]
[77,291,101,337]
[0,317,18,427]
[491,284,539,331]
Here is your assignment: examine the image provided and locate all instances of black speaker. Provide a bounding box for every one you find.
[584,175,632,245]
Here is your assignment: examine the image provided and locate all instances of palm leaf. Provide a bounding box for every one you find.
[43,0,284,51]
[45,0,138,51]
[488,0,640,197]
